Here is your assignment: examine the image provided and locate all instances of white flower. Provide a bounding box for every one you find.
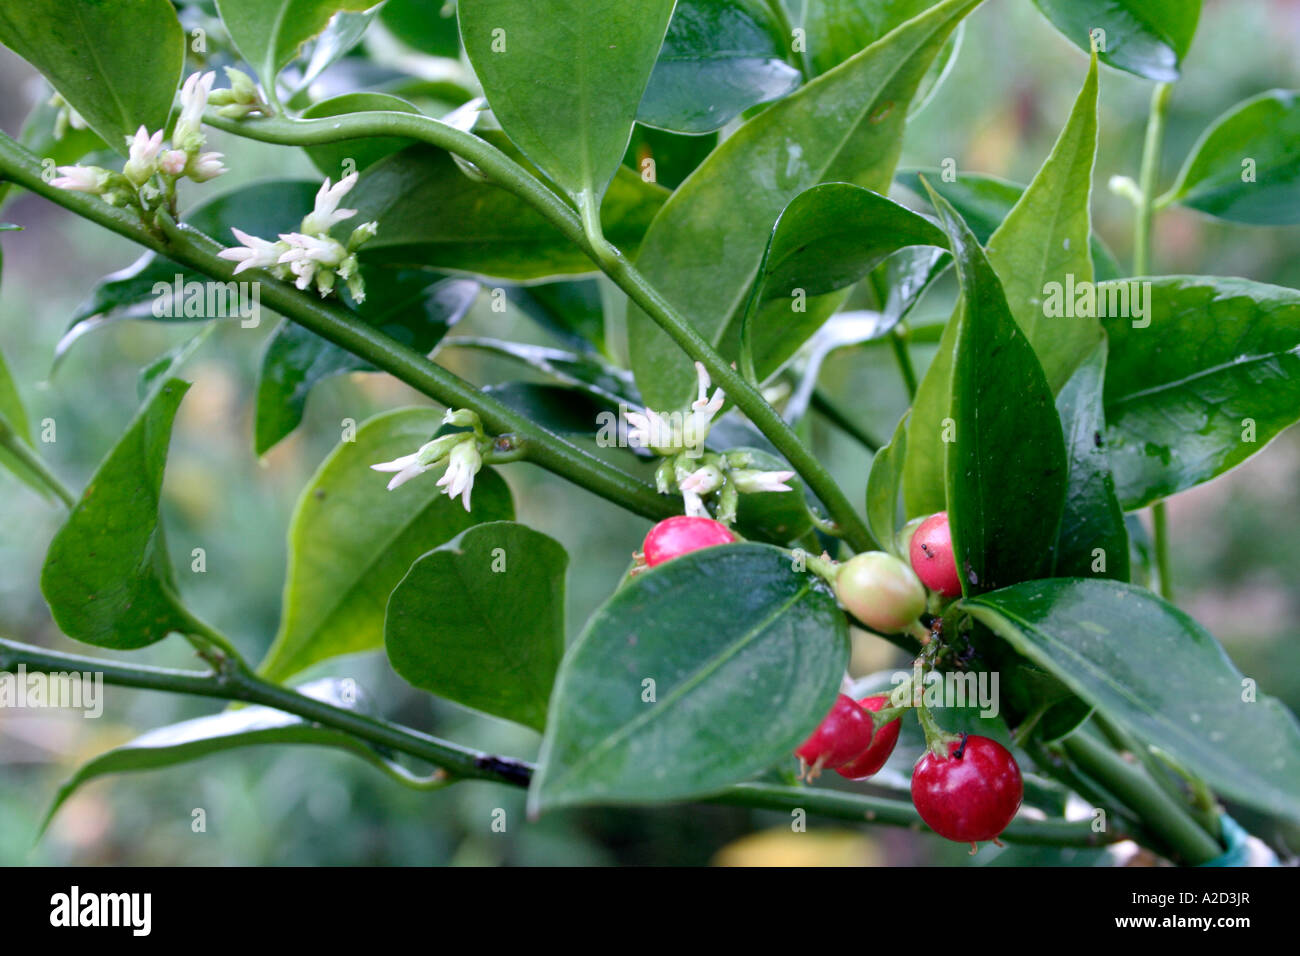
[679,464,724,496]
[370,433,463,490]
[174,70,215,148]
[278,232,346,291]
[300,172,358,235]
[159,149,188,176]
[188,151,227,183]
[218,227,286,274]
[625,407,673,451]
[682,488,710,517]
[123,126,164,185]
[733,469,795,494]
[50,165,108,193]
[436,441,483,511]
[685,361,725,450]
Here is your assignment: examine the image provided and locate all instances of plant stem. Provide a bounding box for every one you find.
[0,636,1107,847]
[1062,729,1221,865]
[0,418,76,508]
[201,110,875,553]
[889,327,919,400]
[0,131,674,525]
[1133,83,1177,603]
[810,388,881,452]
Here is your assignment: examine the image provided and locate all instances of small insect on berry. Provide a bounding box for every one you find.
[796,693,875,778]
[641,515,737,567]
[909,511,962,597]
[910,734,1023,847]
[835,695,902,780]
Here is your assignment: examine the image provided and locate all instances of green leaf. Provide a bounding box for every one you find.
[802,0,935,75]
[350,144,668,280]
[866,413,908,557]
[481,382,623,438]
[301,92,422,178]
[215,0,377,96]
[1165,89,1300,225]
[441,338,637,409]
[386,521,567,731]
[0,347,30,446]
[1102,276,1300,510]
[623,125,719,191]
[42,678,432,833]
[929,186,1068,595]
[985,56,1101,393]
[255,270,478,455]
[1030,0,1201,83]
[1053,344,1129,581]
[897,169,1123,281]
[257,409,514,683]
[460,0,677,216]
[963,578,1300,824]
[380,0,461,58]
[0,0,184,153]
[741,182,948,381]
[40,379,198,649]
[529,543,847,811]
[506,280,607,355]
[902,308,956,519]
[628,0,982,411]
[637,0,800,135]
[0,348,57,503]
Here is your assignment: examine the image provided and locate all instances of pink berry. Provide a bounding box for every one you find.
[909,511,962,597]
[642,516,736,567]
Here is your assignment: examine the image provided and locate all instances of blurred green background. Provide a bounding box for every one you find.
[1,0,1298,866]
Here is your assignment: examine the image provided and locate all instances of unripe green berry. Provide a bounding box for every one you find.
[834,551,926,634]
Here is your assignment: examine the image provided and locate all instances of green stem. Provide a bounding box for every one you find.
[889,327,919,400]
[810,388,881,452]
[201,110,874,553]
[0,418,76,509]
[0,637,1110,848]
[1063,729,1221,864]
[1132,83,1175,602]
[0,130,673,525]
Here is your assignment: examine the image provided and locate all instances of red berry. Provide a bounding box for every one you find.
[835,696,901,780]
[909,511,962,597]
[642,516,737,566]
[910,734,1023,844]
[796,693,875,773]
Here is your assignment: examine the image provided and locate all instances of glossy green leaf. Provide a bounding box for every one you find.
[529,544,847,811]
[506,280,606,354]
[350,144,668,280]
[0,0,184,153]
[255,270,478,455]
[984,56,1101,393]
[930,187,1068,595]
[802,0,934,75]
[42,678,432,832]
[963,578,1300,824]
[482,382,623,439]
[1054,344,1129,581]
[866,413,908,557]
[257,409,514,683]
[460,0,676,215]
[0,348,30,447]
[1102,276,1300,510]
[622,125,719,191]
[1165,89,1300,225]
[1030,0,1200,83]
[215,0,377,95]
[301,92,422,178]
[901,300,955,519]
[441,338,637,409]
[380,0,461,58]
[0,348,56,503]
[637,0,800,135]
[41,379,199,649]
[386,521,567,730]
[629,0,982,411]
[896,169,1122,281]
[741,183,948,380]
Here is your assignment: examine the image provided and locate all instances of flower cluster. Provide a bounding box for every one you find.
[370,410,489,510]
[51,71,233,211]
[630,364,794,522]
[217,173,377,301]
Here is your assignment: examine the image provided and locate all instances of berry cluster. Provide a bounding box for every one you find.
[638,509,1023,848]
